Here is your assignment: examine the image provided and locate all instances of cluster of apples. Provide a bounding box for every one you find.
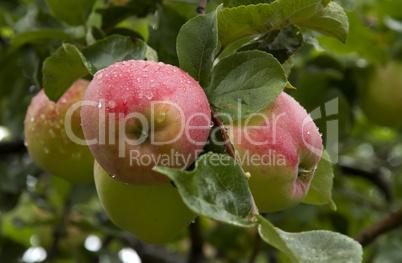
[24,60,323,243]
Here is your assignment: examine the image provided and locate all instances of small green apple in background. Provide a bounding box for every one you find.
[94,160,196,244]
[228,92,323,212]
[360,61,402,127]
[24,79,94,183]
[81,60,211,185]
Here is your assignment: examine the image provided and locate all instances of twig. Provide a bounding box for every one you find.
[249,232,262,263]
[339,163,392,202]
[196,0,208,15]
[0,138,26,156]
[91,236,114,263]
[354,206,402,247]
[210,107,259,218]
[188,218,206,263]
[123,236,186,263]
[47,197,71,262]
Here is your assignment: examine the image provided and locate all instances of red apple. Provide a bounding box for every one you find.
[227,92,323,212]
[81,60,211,185]
[24,79,94,183]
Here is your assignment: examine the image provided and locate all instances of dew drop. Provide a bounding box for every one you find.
[307,131,310,135]
[49,129,56,138]
[145,93,154,100]
[72,152,81,160]
[156,112,166,123]
[97,72,103,79]
[98,101,102,108]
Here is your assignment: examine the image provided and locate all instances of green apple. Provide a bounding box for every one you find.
[227,92,323,212]
[360,61,402,127]
[94,160,196,244]
[24,79,94,183]
[81,60,211,185]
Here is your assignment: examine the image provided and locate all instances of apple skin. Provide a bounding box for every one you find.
[227,92,323,212]
[360,62,402,127]
[81,60,211,185]
[94,160,196,244]
[24,79,94,184]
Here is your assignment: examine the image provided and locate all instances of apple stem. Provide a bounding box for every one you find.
[210,107,260,218]
[196,0,208,15]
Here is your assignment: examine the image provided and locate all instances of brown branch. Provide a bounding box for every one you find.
[123,236,186,263]
[188,218,206,263]
[339,163,392,203]
[47,197,71,262]
[210,107,259,218]
[354,207,402,247]
[196,0,208,15]
[249,232,262,263]
[0,138,26,156]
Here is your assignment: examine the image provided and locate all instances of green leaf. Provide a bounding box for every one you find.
[82,35,147,73]
[206,50,287,122]
[154,153,256,227]
[177,10,218,88]
[237,25,303,64]
[10,29,70,50]
[303,150,336,209]
[318,12,389,64]
[256,214,363,263]
[45,0,96,26]
[224,0,276,8]
[217,0,348,49]
[97,0,160,30]
[298,2,349,44]
[42,43,94,101]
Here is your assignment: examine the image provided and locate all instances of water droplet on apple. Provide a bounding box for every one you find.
[145,93,154,100]
[71,152,81,160]
[307,131,310,135]
[49,129,56,138]
[30,117,35,122]
[98,101,102,108]
[182,86,186,92]
[320,133,323,137]
[156,112,166,123]
[210,122,214,128]
[97,72,103,79]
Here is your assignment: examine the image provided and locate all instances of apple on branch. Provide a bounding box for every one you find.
[80,60,211,185]
[24,79,94,184]
[227,92,323,212]
[94,160,196,244]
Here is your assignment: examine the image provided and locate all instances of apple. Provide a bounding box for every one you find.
[227,92,323,212]
[94,160,196,243]
[360,61,402,127]
[80,60,211,185]
[24,79,94,184]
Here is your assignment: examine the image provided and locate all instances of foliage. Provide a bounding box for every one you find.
[1,0,402,262]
